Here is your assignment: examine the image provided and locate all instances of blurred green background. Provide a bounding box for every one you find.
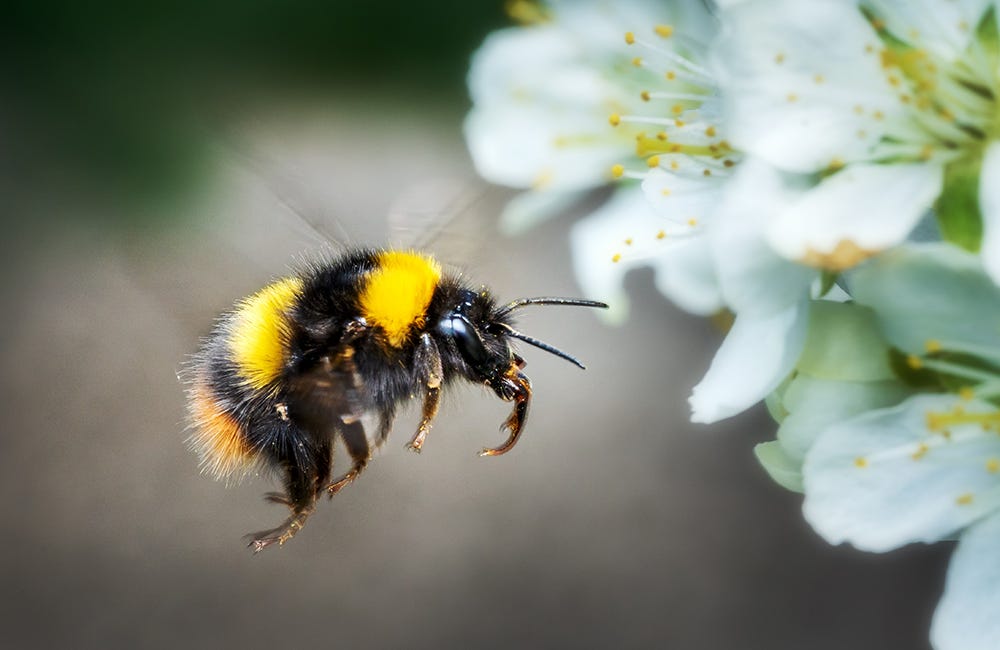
[1,2,949,649]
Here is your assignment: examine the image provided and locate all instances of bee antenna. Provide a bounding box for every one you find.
[495,297,608,318]
[493,323,587,370]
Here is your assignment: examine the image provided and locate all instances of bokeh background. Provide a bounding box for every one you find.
[2,2,950,648]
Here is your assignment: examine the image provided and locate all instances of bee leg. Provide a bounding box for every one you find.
[325,419,370,498]
[406,333,443,453]
[480,370,532,457]
[246,442,332,553]
[374,406,396,449]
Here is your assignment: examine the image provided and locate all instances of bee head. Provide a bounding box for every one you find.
[435,289,607,393]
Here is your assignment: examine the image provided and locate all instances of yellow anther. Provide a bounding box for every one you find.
[705,126,717,137]
[787,93,798,103]
[670,160,679,170]
[687,218,698,227]
[907,354,923,369]
[611,253,622,263]
[873,110,885,120]
[911,443,929,460]
[656,131,667,141]
[624,238,633,246]
[609,113,621,127]
[924,339,942,353]
[926,408,1000,433]
[813,74,825,84]
[959,386,975,401]
[656,230,666,239]
[665,71,676,80]
[625,31,635,45]
[775,52,785,64]
[660,188,671,196]
[632,56,643,67]
[654,24,674,38]
[723,159,735,167]
[611,164,625,179]
[987,459,1000,473]
[829,158,845,171]
[671,104,683,115]
[854,457,868,468]
[702,169,712,176]
[641,91,651,102]
[956,493,974,506]
[674,119,685,127]
[647,155,661,168]
[853,104,864,115]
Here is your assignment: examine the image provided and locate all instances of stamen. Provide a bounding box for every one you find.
[926,406,1000,433]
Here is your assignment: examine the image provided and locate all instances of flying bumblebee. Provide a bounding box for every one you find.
[185,247,606,552]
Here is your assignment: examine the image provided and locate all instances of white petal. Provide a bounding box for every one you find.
[649,233,723,316]
[690,299,809,423]
[464,106,622,191]
[931,511,1000,650]
[569,188,721,322]
[708,158,815,315]
[867,0,993,61]
[767,163,944,266]
[849,243,1000,356]
[803,394,1000,552]
[641,167,725,223]
[713,0,901,172]
[979,141,1000,286]
[778,375,911,464]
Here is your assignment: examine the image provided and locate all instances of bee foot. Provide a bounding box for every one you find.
[243,509,313,553]
[325,468,361,498]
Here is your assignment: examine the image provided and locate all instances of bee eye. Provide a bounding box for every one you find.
[441,314,490,369]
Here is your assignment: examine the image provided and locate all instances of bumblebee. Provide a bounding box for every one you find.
[185,248,606,552]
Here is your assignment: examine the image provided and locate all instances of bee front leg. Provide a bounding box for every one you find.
[406,333,443,454]
[480,369,532,457]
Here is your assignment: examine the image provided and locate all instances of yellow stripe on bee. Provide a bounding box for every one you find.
[230,276,302,389]
[360,250,441,347]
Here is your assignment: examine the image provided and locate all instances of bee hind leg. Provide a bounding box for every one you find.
[245,442,332,553]
[325,420,371,498]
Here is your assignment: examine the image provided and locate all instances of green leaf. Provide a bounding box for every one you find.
[935,154,983,253]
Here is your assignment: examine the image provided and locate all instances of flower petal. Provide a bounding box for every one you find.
[778,375,911,464]
[796,301,896,383]
[569,189,722,322]
[708,158,816,315]
[979,141,1000,286]
[767,163,944,268]
[930,510,1000,650]
[712,0,900,173]
[803,394,1000,552]
[867,0,994,61]
[690,299,809,423]
[849,243,1000,357]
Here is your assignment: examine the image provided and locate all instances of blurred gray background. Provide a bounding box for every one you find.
[1,2,948,648]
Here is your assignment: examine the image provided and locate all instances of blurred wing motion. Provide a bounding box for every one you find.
[387,175,502,266]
